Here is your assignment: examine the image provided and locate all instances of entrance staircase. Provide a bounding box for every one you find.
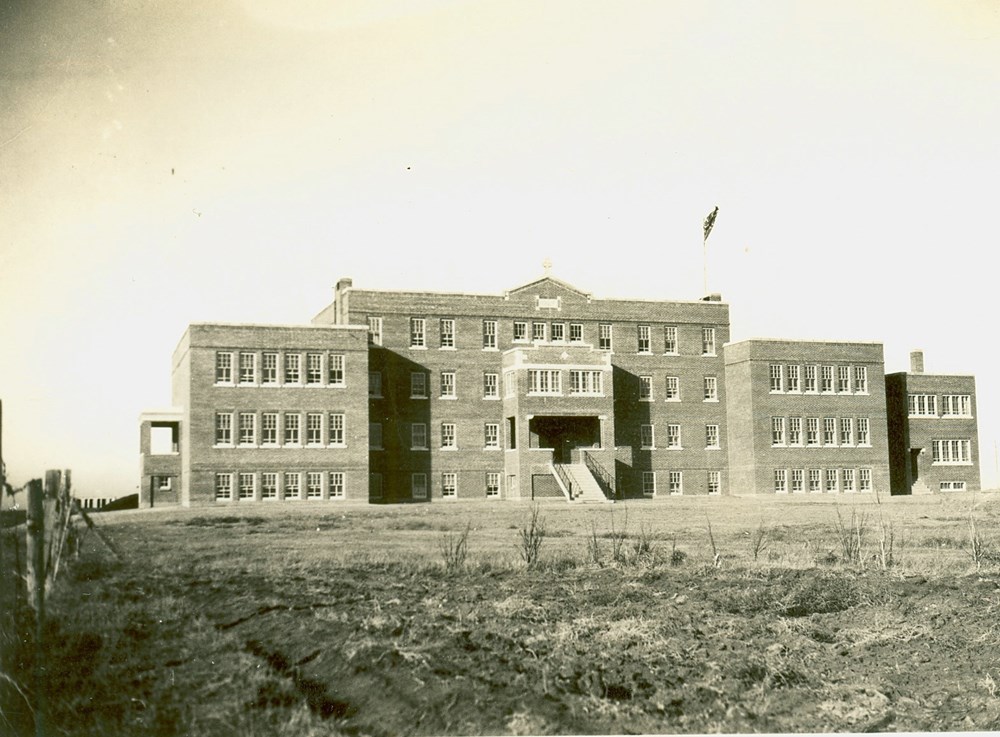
[553,463,611,503]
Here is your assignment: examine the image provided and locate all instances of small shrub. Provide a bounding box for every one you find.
[517,506,546,569]
[834,508,867,567]
[705,516,721,568]
[609,507,628,564]
[587,521,603,565]
[968,513,990,571]
[439,524,470,574]
[669,537,687,567]
[632,523,655,562]
[748,517,771,562]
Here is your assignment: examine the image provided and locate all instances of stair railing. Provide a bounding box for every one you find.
[552,463,574,500]
[582,451,616,500]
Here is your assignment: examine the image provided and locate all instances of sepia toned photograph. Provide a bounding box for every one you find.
[2,1,1000,735]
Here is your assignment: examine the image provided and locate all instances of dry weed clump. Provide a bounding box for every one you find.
[439,523,470,574]
[517,506,546,569]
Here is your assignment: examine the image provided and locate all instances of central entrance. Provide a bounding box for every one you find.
[528,415,600,463]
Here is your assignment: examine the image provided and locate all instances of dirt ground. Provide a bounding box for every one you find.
[4,495,1000,735]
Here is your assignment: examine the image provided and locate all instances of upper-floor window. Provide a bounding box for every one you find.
[215,412,233,445]
[702,327,716,355]
[569,323,583,343]
[411,372,427,399]
[483,372,499,398]
[216,352,233,384]
[528,369,561,395]
[941,395,972,417]
[306,353,323,385]
[664,326,678,354]
[823,417,837,446]
[840,417,853,446]
[932,439,971,464]
[787,365,800,392]
[665,376,680,401]
[639,375,653,401]
[261,412,278,445]
[513,321,528,342]
[484,423,500,449]
[284,412,300,445]
[483,320,497,349]
[857,417,870,446]
[328,413,345,445]
[369,423,383,449]
[440,371,456,398]
[705,424,720,448]
[441,423,456,449]
[262,353,278,385]
[821,366,834,393]
[637,325,651,354]
[550,322,565,342]
[239,412,256,446]
[532,322,546,342]
[284,353,301,384]
[239,352,257,385]
[306,413,323,445]
[703,376,718,401]
[908,394,937,417]
[411,423,428,450]
[804,365,817,393]
[771,416,786,446]
[666,424,681,448]
[368,316,382,346]
[789,417,802,446]
[440,319,455,349]
[369,371,382,398]
[806,417,819,446]
[837,365,851,393]
[599,324,613,351]
[504,371,516,398]
[769,364,783,393]
[853,366,868,393]
[410,318,426,348]
[640,424,655,449]
[328,354,345,386]
[569,370,603,395]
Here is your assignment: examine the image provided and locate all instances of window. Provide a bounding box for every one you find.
[857,417,870,446]
[441,423,456,449]
[328,354,345,386]
[485,423,500,449]
[238,412,256,446]
[215,473,233,501]
[666,424,681,449]
[550,322,565,342]
[284,353,301,384]
[840,417,854,446]
[808,469,822,493]
[825,469,838,493]
[410,318,426,348]
[215,352,233,384]
[932,439,971,464]
[262,353,278,385]
[909,394,938,417]
[284,413,300,445]
[306,413,323,446]
[769,364,783,392]
[328,413,345,445]
[504,372,516,398]
[806,418,819,446]
[643,472,656,497]
[706,424,720,449]
[639,375,653,401]
[669,471,683,495]
[483,373,499,398]
[261,472,277,500]
[771,417,786,446]
[486,472,501,498]
[640,424,655,449]
[708,471,721,495]
[664,326,678,354]
[941,395,972,417]
[306,353,323,385]
[638,325,651,353]
[153,475,172,491]
[513,321,528,342]
[804,365,817,393]
[821,366,834,393]
[370,473,383,500]
[702,327,716,355]
[853,366,868,393]
[774,469,788,493]
[569,323,583,343]
[239,352,257,384]
[442,473,457,499]
[440,371,456,398]
[532,321,546,342]
[411,423,427,450]
[411,473,427,500]
[440,318,455,349]
[369,371,382,398]
[528,369,561,395]
[842,468,856,492]
[284,472,300,501]
[789,417,802,446]
[368,316,382,346]
[483,320,497,349]
[369,422,382,449]
[859,468,872,492]
[306,472,323,499]
[215,412,233,445]
[569,370,603,395]
[411,372,427,399]
[599,323,613,351]
[823,418,837,446]
[940,480,967,491]
[791,469,804,493]
[787,365,800,392]
[837,366,851,393]
[329,472,345,499]
[703,376,718,401]
[239,472,255,500]
[665,376,680,401]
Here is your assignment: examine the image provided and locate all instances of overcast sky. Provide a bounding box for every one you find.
[2,0,999,495]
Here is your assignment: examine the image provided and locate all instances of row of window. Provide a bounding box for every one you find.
[773,467,874,493]
[769,364,869,394]
[371,370,502,400]
[908,394,973,418]
[215,471,346,500]
[637,374,720,402]
[770,416,872,447]
[379,316,719,355]
[931,439,973,465]
[640,424,721,450]
[642,470,721,496]
[215,411,346,447]
[371,422,502,451]
[216,351,346,387]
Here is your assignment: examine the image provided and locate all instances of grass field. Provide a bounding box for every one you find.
[4,493,1000,735]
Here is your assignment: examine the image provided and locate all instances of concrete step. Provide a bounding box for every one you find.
[561,464,609,503]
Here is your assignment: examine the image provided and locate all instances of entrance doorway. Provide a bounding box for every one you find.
[528,416,600,463]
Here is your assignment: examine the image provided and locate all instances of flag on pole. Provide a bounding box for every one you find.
[703,206,719,242]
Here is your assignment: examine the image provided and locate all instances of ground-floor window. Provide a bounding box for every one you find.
[668,471,683,496]
[370,473,383,500]
[307,472,323,499]
[859,468,872,492]
[842,468,856,492]
[790,469,804,493]
[825,469,838,493]
[239,472,255,500]
[442,473,457,499]
[809,469,822,493]
[708,471,721,495]
[774,469,787,493]
[215,473,233,501]
[329,472,345,499]
[940,480,967,491]
[486,472,501,498]
[642,471,656,497]
[412,473,428,500]
[261,473,277,500]
[284,472,300,500]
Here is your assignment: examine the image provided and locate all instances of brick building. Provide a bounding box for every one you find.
[139,276,981,505]
[885,351,981,494]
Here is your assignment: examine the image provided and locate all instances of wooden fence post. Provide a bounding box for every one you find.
[26,478,46,737]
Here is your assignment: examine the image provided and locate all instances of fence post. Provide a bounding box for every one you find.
[26,479,46,737]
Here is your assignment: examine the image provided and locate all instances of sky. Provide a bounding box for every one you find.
[2,0,999,495]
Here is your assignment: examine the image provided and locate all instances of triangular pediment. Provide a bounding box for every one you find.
[504,276,591,303]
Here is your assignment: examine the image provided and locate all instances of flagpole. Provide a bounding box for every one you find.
[702,206,719,297]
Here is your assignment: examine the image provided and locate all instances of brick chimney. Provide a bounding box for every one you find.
[334,278,353,324]
[910,350,924,374]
